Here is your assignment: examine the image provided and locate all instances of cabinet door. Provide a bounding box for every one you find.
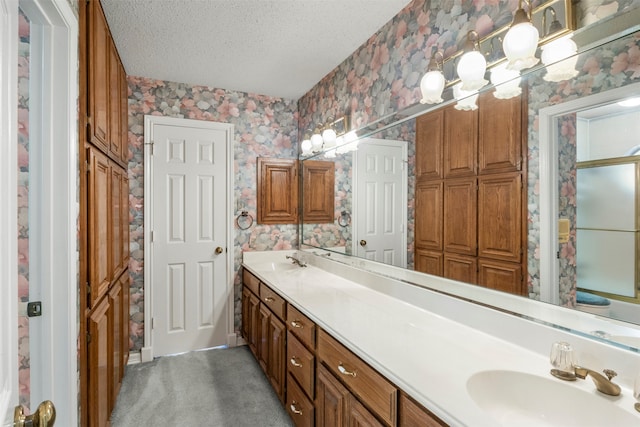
[241,287,251,343]
[120,61,129,164]
[248,292,260,357]
[415,110,443,181]
[303,160,335,223]
[346,394,384,427]
[108,278,122,409]
[443,104,477,178]
[109,41,121,160]
[121,173,130,264]
[478,258,524,294]
[316,363,348,427]
[478,91,523,174]
[414,249,443,276]
[478,173,522,262]
[87,147,111,308]
[87,0,110,152]
[88,298,110,427]
[268,314,286,403]
[258,303,271,371]
[287,374,315,427]
[415,181,442,250]
[257,157,298,224]
[443,178,476,256]
[444,252,477,284]
[121,270,130,369]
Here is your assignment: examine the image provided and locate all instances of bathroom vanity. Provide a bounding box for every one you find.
[242,250,640,426]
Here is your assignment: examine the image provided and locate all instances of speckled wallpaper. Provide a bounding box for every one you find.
[126,78,298,350]
[17,7,30,410]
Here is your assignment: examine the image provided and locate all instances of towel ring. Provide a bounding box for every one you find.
[236,211,254,230]
[337,211,351,227]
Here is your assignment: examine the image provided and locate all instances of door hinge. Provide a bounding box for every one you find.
[86,333,91,344]
[86,281,91,294]
[151,318,155,330]
[150,231,154,243]
[145,141,154,155]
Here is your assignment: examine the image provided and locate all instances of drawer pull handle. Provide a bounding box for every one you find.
[290,357,303,368]
[290,320,304,328]
[338,362,357,378]
[290,402,303,415]
[264,296,275,303]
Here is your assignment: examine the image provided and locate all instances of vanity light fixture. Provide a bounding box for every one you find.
[617,97,640,107]
[453,82,479,111]
[301,116,352,156]
[490,62,522,99]
[502,0,540,71]
[540,7,578,82]
[420,51,446,104]
[336,130,359,154]
[457,31,488,91]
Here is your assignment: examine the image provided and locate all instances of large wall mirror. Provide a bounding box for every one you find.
[300,13,640,351]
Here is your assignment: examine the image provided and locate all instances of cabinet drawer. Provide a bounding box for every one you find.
[287,304,316,349]
[242,268,260,295]
[287,374,314,427]
[287,331,315,399]
[317,329,397,426]
[260,284,286,320]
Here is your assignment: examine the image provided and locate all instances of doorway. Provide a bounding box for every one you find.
[143,116,235,359]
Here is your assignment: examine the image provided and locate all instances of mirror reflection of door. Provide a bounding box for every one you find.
[353,139,408,268]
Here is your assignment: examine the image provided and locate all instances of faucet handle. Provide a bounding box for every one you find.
[603,369,617,381]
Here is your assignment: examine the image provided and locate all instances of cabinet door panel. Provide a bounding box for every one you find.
[120,61,129,164]
[109,41,121,160]
[443,105,477,178]
[257,158,298,224]
[346,394,384,427]
[287,374,315,427]
[399,393,446,427]
[258,303,270,371]
[111,166,123,279]
[248,292,260,356]
[303,160,335,223]
[121,173,130,263]
[87,147,111,307]
[316,363,348,427]
[241,287,251,344]
[121,271,130,368]
[268,314,286,403]
[415,181,442,250]
[478,258,523,294]
[478,173,522,262]
[415,249,443,276]
[108,279,122,409]
[443,178,476,255]
[88,0,110,151]
[415,110,443,181]
[478,91,522,174]
[444,253,477,284]
[88,298,110,427]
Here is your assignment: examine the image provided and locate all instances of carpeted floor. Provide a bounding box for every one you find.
[111,345,294,426]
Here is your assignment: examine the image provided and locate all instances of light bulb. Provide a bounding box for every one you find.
[420,70,446,104]
[503,21,540,71]
[457,50,488,91]
[490,62,522,99]
[453,82,479,111]
[322,128,337,148]
[310,133,323,150]
[301,139,312,155]
[324,149,336,158]
[541,36,578,82]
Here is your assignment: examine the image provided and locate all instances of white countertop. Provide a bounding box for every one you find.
[242,250,640,426]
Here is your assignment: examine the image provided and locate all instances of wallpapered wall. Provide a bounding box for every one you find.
[126,79,298,351]
[296,0,640,304]
[17,8,30,409]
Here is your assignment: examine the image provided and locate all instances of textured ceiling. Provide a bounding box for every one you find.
[101,0,412,100]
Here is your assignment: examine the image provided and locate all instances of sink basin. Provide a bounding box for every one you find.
[251,261,300,272]
[467,370,637,426]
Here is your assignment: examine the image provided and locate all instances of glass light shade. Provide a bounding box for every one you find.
[490,62,522,99]
[310,133,323,150]
[420,70,446,104]
[457,50,488,91]
[453,82,479,111]
[503,22,540,71]
[301,139,312,155]
[343,130,357,143]
[541,36,578,82]
[618,97,640,107]
[324,148,336,158]
[322,128,337,148]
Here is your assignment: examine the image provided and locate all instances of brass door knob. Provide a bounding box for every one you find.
[15,400,56,427]
[359,240,367,246]
[215,247,223,254]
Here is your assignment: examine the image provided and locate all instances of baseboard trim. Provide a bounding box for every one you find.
[140,346,153,363]
[127,351,141,365]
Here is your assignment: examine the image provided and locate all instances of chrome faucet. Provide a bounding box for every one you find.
[286,255,307,267]
[573,366,621,396]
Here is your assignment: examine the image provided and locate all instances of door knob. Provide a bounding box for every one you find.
[15,400,56,427]
[215,247,223,255]
[359,240,367,246]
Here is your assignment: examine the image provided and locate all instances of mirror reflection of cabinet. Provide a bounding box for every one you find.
[415,90,527,295]
[302,160,335,224]
[257,158,299,224]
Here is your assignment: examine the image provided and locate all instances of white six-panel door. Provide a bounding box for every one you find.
[353,139,408,268]
[146,117,233,357]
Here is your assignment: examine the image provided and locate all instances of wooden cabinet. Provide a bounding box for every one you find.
[414,90,527,296]
[287,373,315,427]
[80,0,131,424]
[478,259,523,294]
[257,157,299,224]
[302,160,335,223]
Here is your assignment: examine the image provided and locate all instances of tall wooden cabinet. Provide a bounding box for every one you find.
[414,90,527,295]
[79,1,130,426]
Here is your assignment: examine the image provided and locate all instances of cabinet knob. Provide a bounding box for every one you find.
[359,240,367,247]
[215,246,223,255]
[290,357,303,368]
